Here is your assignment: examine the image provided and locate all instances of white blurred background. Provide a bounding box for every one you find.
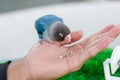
[0,0,120,61]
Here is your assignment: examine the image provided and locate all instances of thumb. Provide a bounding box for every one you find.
[64,31,83,44]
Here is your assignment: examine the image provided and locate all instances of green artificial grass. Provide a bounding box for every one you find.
[58,48,120,80]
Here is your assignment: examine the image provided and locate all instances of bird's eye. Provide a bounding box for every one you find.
[58,33,64,38]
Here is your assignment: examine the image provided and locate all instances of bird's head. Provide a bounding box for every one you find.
[35,15,71,42]
[49,22,70,42]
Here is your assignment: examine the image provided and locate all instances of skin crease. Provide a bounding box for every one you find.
[7,25,120,80]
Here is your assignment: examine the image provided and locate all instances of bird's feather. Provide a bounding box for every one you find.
[35,15,71,43]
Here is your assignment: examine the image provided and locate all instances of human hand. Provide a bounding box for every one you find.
[8,25,120,80]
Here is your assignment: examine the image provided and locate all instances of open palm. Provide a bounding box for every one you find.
[26,25,120,80]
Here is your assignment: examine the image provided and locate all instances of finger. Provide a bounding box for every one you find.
[80,24,115,46]
[70,31,83,42]
[78,25,120,62]
[84,36,107,50]
[96,24,115,34]
[82,32,107,48]
[79,36,114,64]
[81,25,120,56]
[107,25,120,38]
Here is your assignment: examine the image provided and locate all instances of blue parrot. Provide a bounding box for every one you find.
[35,15,71,43]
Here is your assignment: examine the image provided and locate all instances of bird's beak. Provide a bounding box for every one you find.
[64,34,72,43]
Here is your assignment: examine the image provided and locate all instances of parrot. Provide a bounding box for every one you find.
[35,15,71,43]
